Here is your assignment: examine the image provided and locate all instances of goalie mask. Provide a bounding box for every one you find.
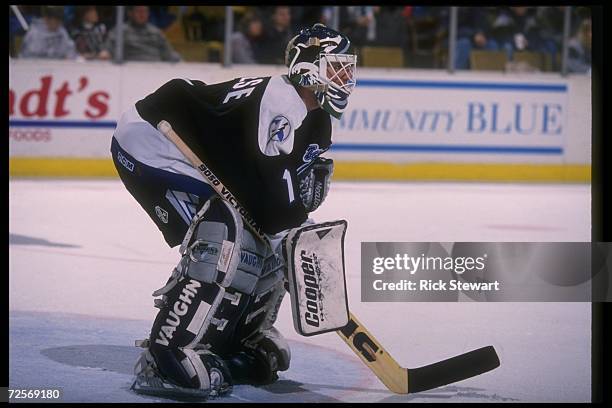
[285,24,357,119]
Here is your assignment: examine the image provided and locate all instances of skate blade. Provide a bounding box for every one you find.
[131,377,212,401]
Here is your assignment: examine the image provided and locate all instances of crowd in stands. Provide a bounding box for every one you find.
[12,5,180,62]
[452,6,587,71]
[9,5,592,73]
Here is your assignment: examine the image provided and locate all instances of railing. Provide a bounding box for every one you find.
[10,5,585,76]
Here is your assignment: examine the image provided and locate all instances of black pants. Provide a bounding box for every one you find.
[111,137,215,247]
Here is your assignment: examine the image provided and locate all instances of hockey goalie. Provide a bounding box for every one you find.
[110,24,356,400]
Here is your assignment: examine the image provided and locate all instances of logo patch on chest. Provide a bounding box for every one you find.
[268,115,292,143]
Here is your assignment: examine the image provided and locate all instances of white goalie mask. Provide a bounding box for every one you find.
[285,24,357,119]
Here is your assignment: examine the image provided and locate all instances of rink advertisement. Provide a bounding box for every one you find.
[333,79,567,160]
[8,62,119,159]
[8,59,590,181]
[361,242,612,302]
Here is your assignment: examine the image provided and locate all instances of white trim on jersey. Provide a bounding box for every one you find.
[113,104,207,183]
[258,76,308,157]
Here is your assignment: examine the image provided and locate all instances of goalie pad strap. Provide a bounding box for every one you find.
[178,196,279,295]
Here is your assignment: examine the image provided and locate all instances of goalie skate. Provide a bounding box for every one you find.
[131,346,231,401]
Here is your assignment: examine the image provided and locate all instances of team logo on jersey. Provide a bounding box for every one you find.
[268,115,291,144]
[297,144,328,174]
[155,206,169,224]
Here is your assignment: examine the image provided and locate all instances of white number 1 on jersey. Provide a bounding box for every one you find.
[282,169,295,203]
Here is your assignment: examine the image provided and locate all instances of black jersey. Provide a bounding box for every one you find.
[135,75,332,234]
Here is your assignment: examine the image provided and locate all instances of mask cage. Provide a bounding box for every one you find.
[318,53,357,95]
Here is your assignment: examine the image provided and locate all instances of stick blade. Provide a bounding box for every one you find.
[407,345,500,393]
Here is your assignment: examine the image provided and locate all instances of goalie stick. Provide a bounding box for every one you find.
[156,119,501,394]
[337,313,499,394]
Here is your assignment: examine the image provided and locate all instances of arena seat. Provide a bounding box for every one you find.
[469,50,507,71]
[171,41,224,63]
[171,42,206,62]
[361,46,404,68]
[513,51,546,71]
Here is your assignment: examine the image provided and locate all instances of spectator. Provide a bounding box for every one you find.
[403,6,449,68]
[99,5,180,62]
[490,7,542,60]
[63,6,76,26]
[339,6,376,47]
[259,6,293,64]
[567,17,591,74]
[69,6,108,60]
[534,6,564,70]
[148,6,176,30]
[292,6,325,32]
[321,7,334,27]
[370,6,407,47]
[455,7,499,70]
[231,11,264,64]
[9,5,37,57]
[19,6,77,60]
[96,6,117,30]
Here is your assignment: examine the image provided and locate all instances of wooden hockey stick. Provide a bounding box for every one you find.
[156,119,500,394]
[337,313,499,394]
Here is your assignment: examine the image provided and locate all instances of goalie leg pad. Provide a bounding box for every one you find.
[235,280,287,342]
[183,196,276,295]
[225,283,292,385]
[144,195,289,394]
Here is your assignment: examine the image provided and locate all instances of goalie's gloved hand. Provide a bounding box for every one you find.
[298,157,333,213]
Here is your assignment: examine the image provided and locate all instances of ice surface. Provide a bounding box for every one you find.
[9,180,591,402]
